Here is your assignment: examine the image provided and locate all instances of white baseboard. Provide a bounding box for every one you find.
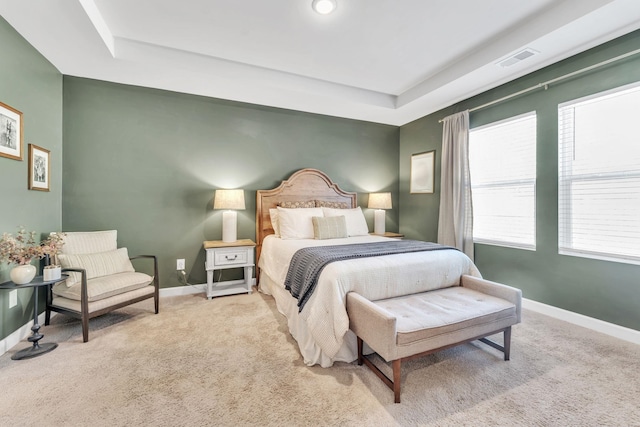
[523,298,640,345]
[159,279,257,297]
[160,283,207,297]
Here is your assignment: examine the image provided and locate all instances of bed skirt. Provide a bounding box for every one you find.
[259,272,363,367]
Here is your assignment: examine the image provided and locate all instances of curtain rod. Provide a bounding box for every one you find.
[438,47,640,123]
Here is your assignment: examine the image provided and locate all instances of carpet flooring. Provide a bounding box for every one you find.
[0,290,638,426]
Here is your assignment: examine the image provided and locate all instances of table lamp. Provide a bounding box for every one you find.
[368,192,392,235]
[214,189,246,242]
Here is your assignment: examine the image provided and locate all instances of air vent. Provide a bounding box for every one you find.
[497,48,539,68]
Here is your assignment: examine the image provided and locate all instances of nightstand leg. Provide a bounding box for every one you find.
[206,270,214,300]
[245,266,253,293]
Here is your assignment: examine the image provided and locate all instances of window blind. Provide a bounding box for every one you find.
[469,112,537,249]
[558,82,640,265]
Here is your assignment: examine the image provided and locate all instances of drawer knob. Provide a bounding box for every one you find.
[225,255,238,260]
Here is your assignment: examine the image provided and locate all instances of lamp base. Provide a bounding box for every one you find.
[373,210,386,235]
[222,211,238,242]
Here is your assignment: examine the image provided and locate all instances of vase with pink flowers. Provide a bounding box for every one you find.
[0,227,65,284]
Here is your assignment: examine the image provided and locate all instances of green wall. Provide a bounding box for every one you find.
[62,77,399,289]
[400,31,640,331]
[0,16,63,340]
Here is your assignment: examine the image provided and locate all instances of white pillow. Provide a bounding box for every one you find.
[277,207,324,239]
[269,208,280,237]
[58,247,135,287]
[322,206,369,236]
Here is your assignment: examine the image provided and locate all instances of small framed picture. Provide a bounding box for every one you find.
[28,144,50,191]
[410,150,435,194]
[0,101,23,161]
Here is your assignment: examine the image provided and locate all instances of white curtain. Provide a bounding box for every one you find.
[437,110,474,260]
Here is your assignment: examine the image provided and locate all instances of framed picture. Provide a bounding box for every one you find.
[410,150,435,194]
[0,101,23,160]
[28,144,50,191]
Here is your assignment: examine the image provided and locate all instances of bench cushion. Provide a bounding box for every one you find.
[374,287,516,346]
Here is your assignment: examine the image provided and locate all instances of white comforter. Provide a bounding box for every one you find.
[258,235,481,366]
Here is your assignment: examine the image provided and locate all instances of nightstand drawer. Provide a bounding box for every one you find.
[213,249,248,266]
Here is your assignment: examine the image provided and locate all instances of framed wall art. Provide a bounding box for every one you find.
[0,101,23,160]
[410,150,435,194]
[28,144,50,191]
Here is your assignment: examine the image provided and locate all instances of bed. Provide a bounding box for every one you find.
[256,168,480,367]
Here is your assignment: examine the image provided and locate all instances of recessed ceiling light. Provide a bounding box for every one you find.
[312,0,337,15]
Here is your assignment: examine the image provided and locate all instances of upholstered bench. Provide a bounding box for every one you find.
[346,275,522,403]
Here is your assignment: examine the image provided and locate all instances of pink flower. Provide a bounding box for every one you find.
[0,227,65,266]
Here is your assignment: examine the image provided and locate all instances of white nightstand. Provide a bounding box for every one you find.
[203,239,256,299]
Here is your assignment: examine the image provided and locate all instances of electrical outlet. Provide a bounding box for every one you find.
[176,259,185,270]
[9,289,18,308]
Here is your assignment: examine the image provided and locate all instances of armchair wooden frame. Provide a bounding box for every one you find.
[45,255,159,342]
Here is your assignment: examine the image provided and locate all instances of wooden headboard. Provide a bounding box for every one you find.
[255,168,357,266]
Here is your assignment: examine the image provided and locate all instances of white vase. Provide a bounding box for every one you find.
[10,264,37,285]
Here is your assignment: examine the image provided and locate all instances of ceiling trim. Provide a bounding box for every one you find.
[78,0,115,57]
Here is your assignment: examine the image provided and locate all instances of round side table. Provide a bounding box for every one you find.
[0,274,67,360]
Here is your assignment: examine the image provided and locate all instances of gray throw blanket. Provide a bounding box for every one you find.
[284,240,457,312]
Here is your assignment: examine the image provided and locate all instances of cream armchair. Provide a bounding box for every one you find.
[45,230,159,342]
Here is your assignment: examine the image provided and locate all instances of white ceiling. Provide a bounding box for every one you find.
[2,0,640,125]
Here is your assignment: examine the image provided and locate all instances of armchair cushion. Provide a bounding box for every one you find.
[52,271,153,302]
[58,248,135,287]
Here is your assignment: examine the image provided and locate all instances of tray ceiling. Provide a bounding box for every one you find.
[1,0,640,125]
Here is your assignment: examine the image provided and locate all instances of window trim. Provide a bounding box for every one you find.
[469,111,537,251]
[558,81,640,265]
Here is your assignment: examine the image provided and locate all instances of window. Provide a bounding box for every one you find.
[469,112,537,249]
[558,83,640,265]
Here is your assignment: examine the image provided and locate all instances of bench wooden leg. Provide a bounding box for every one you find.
[358,337,403,403]
[503,326,511,361]
[393,359,401,403]
[358,327,514,404]
[479,326,512,361]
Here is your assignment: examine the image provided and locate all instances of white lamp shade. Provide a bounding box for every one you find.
[214,189,245,210]
[368,192,392,210]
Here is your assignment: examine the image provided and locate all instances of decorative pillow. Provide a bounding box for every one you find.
[312,216,348,240]
[277,207,324,239]
[279,200,316,209]
[58,247,135,287]
[269,208,280,237]
[315,200,350,209]
[322,206,369,236]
